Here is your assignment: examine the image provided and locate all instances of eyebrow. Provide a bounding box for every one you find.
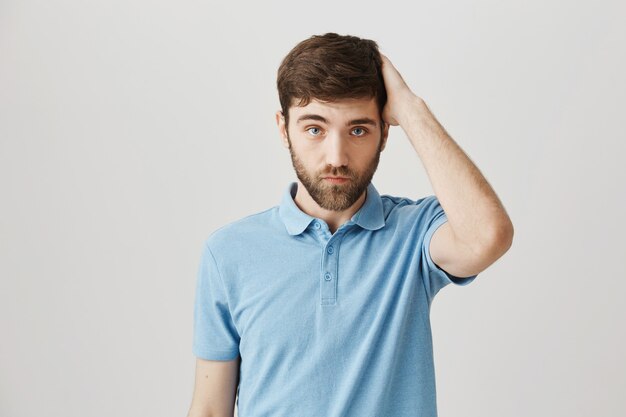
[296,114,378,127]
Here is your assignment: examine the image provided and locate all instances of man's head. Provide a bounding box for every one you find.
[275,33,389,212]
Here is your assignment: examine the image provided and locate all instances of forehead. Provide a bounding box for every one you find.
[289,97,379,122]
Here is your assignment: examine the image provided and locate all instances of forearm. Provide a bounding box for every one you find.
[399,96,513,251]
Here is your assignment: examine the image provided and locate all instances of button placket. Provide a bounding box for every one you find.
[321,235,340,305]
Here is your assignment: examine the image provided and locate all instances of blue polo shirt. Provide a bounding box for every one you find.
[193,181,478,417]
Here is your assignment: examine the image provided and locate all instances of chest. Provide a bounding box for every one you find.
[221,230,425,358]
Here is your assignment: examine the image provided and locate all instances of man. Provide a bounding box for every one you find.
[187,33,513,417]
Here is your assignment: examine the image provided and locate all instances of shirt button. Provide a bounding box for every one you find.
[324,272,332,281]
[327,246,334,254]
[314,221,321,229]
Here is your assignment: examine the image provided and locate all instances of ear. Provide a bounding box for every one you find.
[380,121,390,151]
[276,110,290,148]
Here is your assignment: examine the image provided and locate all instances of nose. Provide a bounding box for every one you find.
[324,131,349,168]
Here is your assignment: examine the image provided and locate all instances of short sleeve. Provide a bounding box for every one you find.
[192,241,240,361]
[419,195,477,303]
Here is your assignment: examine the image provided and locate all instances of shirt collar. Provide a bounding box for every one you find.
[278,181,385,236]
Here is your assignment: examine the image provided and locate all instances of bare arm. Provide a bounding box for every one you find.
[379,54,514,276]
[187,356,240,417]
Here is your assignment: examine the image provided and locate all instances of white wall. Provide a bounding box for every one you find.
[1,0,624,416]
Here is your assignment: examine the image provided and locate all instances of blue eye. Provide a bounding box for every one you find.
[307,127,322,136]
[352,127,367,136]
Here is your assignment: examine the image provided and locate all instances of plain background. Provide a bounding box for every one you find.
[1,0,625,416]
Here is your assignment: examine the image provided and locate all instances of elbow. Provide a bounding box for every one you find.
[485,218,514,256]
[502,218,515,250]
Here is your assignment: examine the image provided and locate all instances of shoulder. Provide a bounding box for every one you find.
[204,206,279,253]
[380,193,442,220]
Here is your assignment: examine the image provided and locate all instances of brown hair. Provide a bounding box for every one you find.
[277,32,387,130]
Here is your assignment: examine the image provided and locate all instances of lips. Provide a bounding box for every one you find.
[323,176,350,185]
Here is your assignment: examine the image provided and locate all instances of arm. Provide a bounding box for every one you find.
[187,356,240,417]
[379,54,514,277]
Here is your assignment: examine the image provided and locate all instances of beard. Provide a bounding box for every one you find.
[286,134,383,212]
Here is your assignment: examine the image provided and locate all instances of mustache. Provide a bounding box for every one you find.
[322,169,352,178]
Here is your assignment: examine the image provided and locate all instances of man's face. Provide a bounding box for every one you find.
[276,97,389,212]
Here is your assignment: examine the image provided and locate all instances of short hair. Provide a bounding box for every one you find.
[276,32,387,129]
